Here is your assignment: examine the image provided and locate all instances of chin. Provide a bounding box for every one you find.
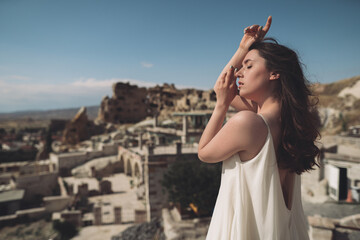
[239,91,249,98]
[239,91,255,101]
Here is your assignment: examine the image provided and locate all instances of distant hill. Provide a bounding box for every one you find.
[313,75,360,135]
[313,75,360,99]
[0,106,99,120]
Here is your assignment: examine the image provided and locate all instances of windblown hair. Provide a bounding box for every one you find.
[249,38,320,174]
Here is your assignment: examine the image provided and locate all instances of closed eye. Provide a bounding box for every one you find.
[247,65,252,69]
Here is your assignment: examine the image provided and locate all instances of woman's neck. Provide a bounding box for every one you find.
[257,96,281,115]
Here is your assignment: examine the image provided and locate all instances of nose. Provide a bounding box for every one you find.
[235,67,244,78]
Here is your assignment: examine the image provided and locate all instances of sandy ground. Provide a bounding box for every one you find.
[65,173,145,238]
[72,224,134,240]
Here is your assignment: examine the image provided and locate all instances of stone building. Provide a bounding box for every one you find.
[319,130,360,200]
[118,140,198,221]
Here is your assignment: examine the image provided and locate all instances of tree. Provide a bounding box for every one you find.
[53,220,78,240]
[339,113,348,132]
[162,158,221,217]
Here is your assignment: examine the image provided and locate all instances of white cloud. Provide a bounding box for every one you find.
[0,75,31,81]
[141,62,154,68]
[0,77,159,112]
[72,78,157,88]
[71,78,119,88]
[9,75,31,81]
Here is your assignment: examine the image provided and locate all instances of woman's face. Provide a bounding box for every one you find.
[235,49,272,101]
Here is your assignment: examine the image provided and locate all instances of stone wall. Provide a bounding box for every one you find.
[15,172,58,201]
[99,142,119,156]
[50,152,88,173]
[87,149,104,159]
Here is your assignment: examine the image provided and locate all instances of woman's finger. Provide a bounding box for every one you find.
[225,66,235,85]
[244,24,259,34]
[249,24,259,32]
[216,72,225,86]
[256,25,264,39]
[221,72,227,82]
[262,16,272,33]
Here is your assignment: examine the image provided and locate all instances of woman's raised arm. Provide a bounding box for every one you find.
[216,16,272,112]
[198,16,272,163]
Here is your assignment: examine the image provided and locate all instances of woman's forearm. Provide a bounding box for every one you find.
[198,104,228,152]
[230,96,258,112]
[218,47,248,77]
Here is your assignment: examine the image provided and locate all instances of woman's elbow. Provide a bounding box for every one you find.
[198,153,206,162]
[198,150,212,163]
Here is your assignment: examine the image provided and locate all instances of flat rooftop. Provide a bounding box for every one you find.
[0,189,24,203]
[173,111,212,116]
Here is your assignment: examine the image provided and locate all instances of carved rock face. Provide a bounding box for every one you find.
[62,107,105,145]
[97,82,217,124]
[62,107,89,145]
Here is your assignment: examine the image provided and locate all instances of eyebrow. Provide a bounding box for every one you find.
[243,59,254,65]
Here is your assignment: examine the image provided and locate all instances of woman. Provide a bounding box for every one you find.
[198,16,320,239]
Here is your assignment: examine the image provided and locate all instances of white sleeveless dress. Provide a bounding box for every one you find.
[206,114,309,240]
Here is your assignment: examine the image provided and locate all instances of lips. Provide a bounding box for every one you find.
[238,81,244,86]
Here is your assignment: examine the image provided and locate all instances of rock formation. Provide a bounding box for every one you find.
[97,82,149,124]
[97,82,217,124]
[62,107,104,145]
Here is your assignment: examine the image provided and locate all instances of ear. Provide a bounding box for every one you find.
[270,72,280,80]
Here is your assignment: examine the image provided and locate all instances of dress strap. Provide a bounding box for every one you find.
[257,114,270,130]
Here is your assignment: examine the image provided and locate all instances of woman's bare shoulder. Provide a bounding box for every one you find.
[228,110,269,158]
[228,110,268,141]
[230,110,267,129]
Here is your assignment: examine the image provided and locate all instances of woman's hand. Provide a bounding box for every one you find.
[214,66,238,108]
[239,16,272,50]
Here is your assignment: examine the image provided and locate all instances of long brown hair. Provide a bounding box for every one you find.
[250,38,320,174]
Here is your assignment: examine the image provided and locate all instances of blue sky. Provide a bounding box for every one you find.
[1,0,360,113]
